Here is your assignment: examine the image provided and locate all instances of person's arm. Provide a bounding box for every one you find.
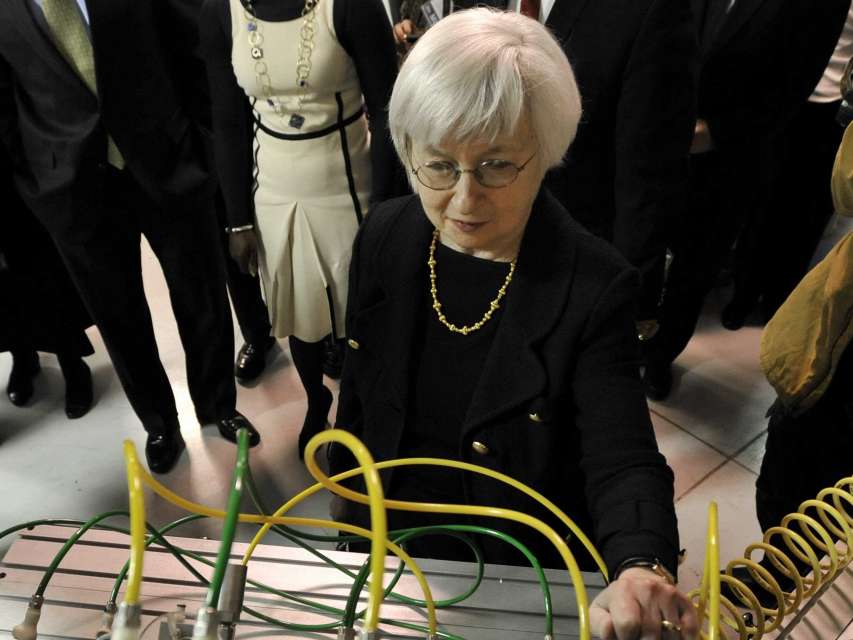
[199,0,259,273]
[0,54,21,166]
[336,0,408,205]
[704,0,848,149]
[570,263,698,637]
[612,0,697,321]
[155,0,212,131]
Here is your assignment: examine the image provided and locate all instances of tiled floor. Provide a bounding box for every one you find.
[2,215,851,601]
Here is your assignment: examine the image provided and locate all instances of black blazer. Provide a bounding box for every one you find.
[331,189,679,574]
[541,0,697,317]
[694,0,849,153]
[0,0,214,238]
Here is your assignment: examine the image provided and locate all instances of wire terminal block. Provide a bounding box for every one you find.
[191,606,220,640]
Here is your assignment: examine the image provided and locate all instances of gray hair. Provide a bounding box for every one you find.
[389,8,582,173]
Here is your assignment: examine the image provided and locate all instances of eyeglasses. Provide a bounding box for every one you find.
[410,150,537,190]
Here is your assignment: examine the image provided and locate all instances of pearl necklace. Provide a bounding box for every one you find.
[428,230,516,335]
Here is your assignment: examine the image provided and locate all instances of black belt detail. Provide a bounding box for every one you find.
[336,92,364,224]
[254,104,364,141]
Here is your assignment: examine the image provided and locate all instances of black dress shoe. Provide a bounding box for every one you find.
[322,337,344,380]
[298,386,333,461]
[234,337,276,383]
[720,298,752,331]
[643,362,673,401]
[62,359,93,420]
[7,351,40,407]
[217,412,261,447]
[145,431,186,474]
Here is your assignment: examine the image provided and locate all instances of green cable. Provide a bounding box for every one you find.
[33,510,129,596]
[343,528,482,628]
[110,514,207,603]
[205,426,250,609]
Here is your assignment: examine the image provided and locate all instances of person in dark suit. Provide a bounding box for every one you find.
[329,12,698,638]
[641,0,849,400]
[392,0,697,335]
[0,0,259,472]
[1,146,93,419]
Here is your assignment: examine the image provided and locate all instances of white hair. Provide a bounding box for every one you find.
[389,8,582,173]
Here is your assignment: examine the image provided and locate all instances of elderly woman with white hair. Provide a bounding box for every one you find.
[329,8,698,639]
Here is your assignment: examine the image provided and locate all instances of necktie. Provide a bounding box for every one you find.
[41,0,124,169]
[520,0,540,20]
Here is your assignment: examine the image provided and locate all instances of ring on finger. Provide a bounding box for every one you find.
[661,619,682,633]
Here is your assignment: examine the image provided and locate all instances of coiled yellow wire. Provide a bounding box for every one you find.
[692,475,853,639]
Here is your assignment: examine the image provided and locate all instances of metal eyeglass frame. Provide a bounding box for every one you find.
[410,150,538,190]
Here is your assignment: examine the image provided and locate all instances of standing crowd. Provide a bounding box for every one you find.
[2,1,853,638]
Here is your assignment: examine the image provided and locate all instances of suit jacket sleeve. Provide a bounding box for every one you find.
[154,0,213,131]
[0,54,20,165]
[573,264,679,575]
[337,0,408,204]
[199,0,254,227]
[705,0,848,149]
[613,0,697,318]
[329,209,370,476]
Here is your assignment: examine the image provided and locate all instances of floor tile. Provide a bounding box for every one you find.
[674,461,762,595]
[733,430,768,475]
[650,411,727,500]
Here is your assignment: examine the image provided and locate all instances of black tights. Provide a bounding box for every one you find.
[288,336,327,407]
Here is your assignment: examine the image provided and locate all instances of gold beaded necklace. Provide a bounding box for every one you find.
[428,230,516,335]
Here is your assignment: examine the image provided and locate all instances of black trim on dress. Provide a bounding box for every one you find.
[335,92,364,224]
[253,105,364,141]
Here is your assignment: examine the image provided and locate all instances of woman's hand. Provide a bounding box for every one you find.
[393,19,419,53]
[229,229,259,276]
[690,119,715,155]
[589,568,699,639]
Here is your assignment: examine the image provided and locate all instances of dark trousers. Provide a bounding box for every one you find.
[644,150,756,366]
[731,100,844,318]
[215,193,270,345]
[52,168,236,435]
[757,345,853,534]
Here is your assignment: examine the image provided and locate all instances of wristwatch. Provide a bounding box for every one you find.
[613,556,676,585]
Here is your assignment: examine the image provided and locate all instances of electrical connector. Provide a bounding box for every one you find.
[110,602,141,640]
[337,626,357,640]
[190,606,219,640]
[216,564,247,640]
[166,604,186,640]
[95,601,117,638]
[12,594,43,640]
[358,631,381,640]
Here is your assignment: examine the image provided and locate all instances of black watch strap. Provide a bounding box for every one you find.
[613,556,676,585]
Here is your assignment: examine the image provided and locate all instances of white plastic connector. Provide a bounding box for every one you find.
[12,594,43,640]
[358,631,380,640]
[166,604,186,640]
[95,602,117,638]
[110,602,141,640]
[191,606,219,640]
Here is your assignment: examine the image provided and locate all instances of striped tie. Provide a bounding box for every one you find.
[41,0,124,169]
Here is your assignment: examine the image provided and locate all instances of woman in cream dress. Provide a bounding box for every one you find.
[202,0,401,456]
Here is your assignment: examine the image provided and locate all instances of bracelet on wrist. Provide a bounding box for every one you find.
[225,224,254,234]
[613,556,676,585]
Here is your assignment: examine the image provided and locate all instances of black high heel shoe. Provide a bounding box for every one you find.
[298,386,333,461]
[7,350,40,407]
[60,357,93,419]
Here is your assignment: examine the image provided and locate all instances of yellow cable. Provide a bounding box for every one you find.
[299,437,592,640]
[692,475,853,639]
[243,455,607,579]
[303,429,388,633]
[124,442,437,634]
[122,440,146,606]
